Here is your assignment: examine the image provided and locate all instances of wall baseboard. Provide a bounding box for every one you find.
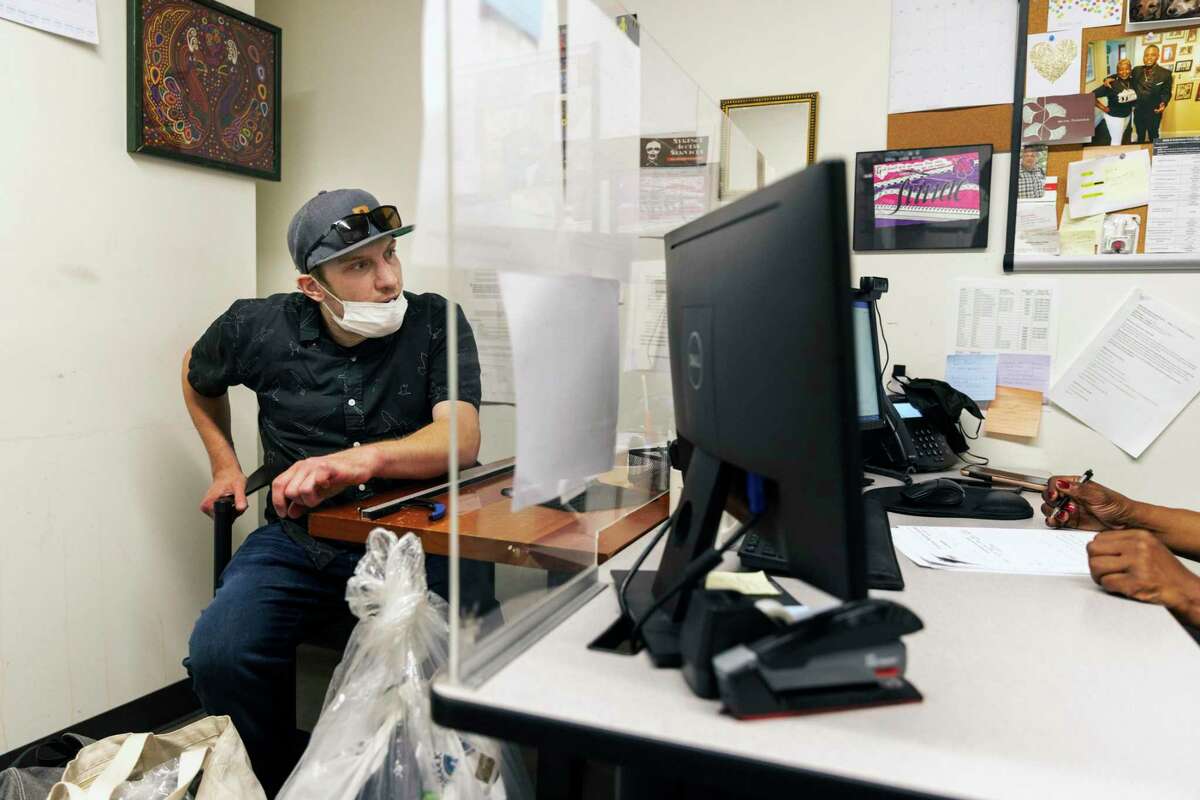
[0,679,201,771]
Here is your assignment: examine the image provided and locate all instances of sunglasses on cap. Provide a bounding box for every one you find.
[303,205,404,271]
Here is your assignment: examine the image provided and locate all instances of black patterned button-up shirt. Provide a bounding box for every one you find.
[188,291,482,532]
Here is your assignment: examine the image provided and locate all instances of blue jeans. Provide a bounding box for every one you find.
[185,523,496,797]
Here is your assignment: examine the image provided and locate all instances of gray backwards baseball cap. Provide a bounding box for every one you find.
[287,188,415,274]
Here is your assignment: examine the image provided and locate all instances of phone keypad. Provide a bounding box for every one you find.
[913,426,948,459]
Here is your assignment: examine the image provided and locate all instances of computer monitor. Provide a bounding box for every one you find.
[659,161,866,613]
[853,299,887,431]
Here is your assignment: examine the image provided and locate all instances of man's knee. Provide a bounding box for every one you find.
[186,601,246,692]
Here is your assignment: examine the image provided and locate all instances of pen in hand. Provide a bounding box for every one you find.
[1052,469,1094,519]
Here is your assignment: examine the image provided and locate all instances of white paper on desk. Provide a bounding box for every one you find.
[892,526,1093,576]
[1050,290,1200,458]
[1067,149,1150,219]
[951,279,1059,357]
[1025,29,1083,99]
[500,271,620,510]
[0,0,97,44]
[623,261,669,373]
[1146,136,1200,254]
[887,0,1017,114]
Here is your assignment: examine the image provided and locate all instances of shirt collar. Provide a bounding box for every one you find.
[298,301,322,343]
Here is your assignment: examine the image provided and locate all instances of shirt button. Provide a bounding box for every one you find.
[358,484,367,491]
[347,399,356,407]
[353,441,361,447]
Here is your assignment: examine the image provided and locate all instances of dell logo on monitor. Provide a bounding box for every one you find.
[687,331,703,389]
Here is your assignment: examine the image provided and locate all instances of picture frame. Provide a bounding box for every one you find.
[1183,46,1194,56]
[852,144,993,252]
[127,0,282,181]
[1161,43,1177,63]
[1176,59,1194,73]
[718,93,818,201]
[1177,81,1194,100]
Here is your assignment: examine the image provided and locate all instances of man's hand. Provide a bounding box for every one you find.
[271,447,379,519]
[201,466,247,518]
[1087,530,1200,625]
[1103,76,1115,88]
[1155,102,1166,114]
[1042,476,1139,530]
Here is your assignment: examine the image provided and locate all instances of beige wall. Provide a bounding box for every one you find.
[0,0,259,750]
[255,0,424,299]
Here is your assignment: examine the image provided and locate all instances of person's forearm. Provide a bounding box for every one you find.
[181,351,241,476]
[1131,501,1200,559]
[361,416,481,481]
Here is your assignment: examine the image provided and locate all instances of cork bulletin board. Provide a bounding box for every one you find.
[1004,0,1200,271]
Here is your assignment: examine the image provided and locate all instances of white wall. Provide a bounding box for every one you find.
[631,0,1200,510]
[0,0,258,751]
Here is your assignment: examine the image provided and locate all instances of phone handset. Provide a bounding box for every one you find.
[879,396,917,475]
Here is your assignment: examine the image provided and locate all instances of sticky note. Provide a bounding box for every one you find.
[985,386,1044,438]
[946,353,999,401]
[997,353,1052,398]
[705,571,781,596]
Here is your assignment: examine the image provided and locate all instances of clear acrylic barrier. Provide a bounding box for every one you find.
[413,0,781,685]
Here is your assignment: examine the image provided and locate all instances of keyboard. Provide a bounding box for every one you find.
[736,499,904,590]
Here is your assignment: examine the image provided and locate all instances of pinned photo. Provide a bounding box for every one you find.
[1127,0,1200,31]
[1087,31,1200,141]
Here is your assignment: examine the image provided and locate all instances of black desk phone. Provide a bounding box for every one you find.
[874,394,957,473]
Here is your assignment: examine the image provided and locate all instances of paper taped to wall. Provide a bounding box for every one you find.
[951,279,1059,357]
[888,0,1017,114]
[1050,290,1200,458]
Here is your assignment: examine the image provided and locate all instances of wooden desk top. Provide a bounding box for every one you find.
[308,460,669,571]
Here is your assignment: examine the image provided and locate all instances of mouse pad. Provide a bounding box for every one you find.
[865,483,1033,520]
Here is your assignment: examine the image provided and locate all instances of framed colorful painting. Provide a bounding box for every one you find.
[127,0,281,180]
[852,144,993,251]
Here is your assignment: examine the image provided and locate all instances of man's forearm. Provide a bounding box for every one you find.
[361,415,481,482]
[181,352,241,476]
[1132,502,1200,560]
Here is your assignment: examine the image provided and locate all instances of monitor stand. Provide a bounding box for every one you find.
[589,449,731,667]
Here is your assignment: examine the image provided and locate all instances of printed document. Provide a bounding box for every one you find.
[0,0,97,44]
[892,526,1093,576]
[951,279,1059,357]
[623,261,669,372]
[1051,290,1200,458]
[1146,136,1200,254]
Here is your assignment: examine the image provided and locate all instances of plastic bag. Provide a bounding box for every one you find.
[278,529,533,800]
[110,756,196,800]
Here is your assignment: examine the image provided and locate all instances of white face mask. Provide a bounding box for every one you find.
[315,281,408,339]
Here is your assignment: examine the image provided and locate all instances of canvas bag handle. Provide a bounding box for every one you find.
[59,733,207,800]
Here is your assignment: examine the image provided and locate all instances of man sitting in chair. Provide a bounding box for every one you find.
[180,188,492,795]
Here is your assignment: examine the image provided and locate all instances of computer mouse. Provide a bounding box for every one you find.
[901,478,966,507]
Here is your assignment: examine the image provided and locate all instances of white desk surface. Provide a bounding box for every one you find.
[434,478,1200,799]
